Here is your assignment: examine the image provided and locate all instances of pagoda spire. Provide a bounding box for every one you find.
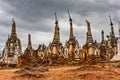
[86,20,91,35]
[85,20,93,43]
[86,32,88,43]
[55,12,58,24]
[101,30,105,44]
[53,13,60,43]
[109,14,115,38]
[109,14,113,27]
[11,18,17,38]
[27,34,32,50]
[67,9,74,40]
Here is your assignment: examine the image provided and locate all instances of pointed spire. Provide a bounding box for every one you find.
[101,30,104,44]
[85,20,93,43]
[53,13,60,43]
[27,34,32,50]
[67,9,74,39]
[67,9,72,22]
[85,20,91,33]
[109,13,113,26]
[55,12,58,24]
[109,14,115,38]
[11,18,17,38]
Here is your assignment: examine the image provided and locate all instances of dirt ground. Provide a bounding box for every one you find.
[1,63,120,80]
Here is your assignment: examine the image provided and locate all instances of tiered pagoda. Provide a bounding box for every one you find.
[3,18,22,65]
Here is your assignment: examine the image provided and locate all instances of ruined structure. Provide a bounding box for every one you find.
[108,14,117,57]
[24,34,34,56]
[33,44,47,60]
[82,20,99,62]
[99,30,108,60]
[1,13,119,66]
[100,15,118,61]
[111,27,120,61]
[64,10,80,64]
[3,18,22,65]
[18,34,34,67]
[47,13,64,64]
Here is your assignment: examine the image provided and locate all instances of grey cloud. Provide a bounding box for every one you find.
[0,0,120,50]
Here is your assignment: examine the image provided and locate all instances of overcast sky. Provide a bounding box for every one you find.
[0,0,120,51]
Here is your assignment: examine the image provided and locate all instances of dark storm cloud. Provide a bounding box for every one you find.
[0,0,120,49]
[2,0,120,29]
[4,0,119,20]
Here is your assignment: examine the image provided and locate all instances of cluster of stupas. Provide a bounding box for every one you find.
[0,11,119,66]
